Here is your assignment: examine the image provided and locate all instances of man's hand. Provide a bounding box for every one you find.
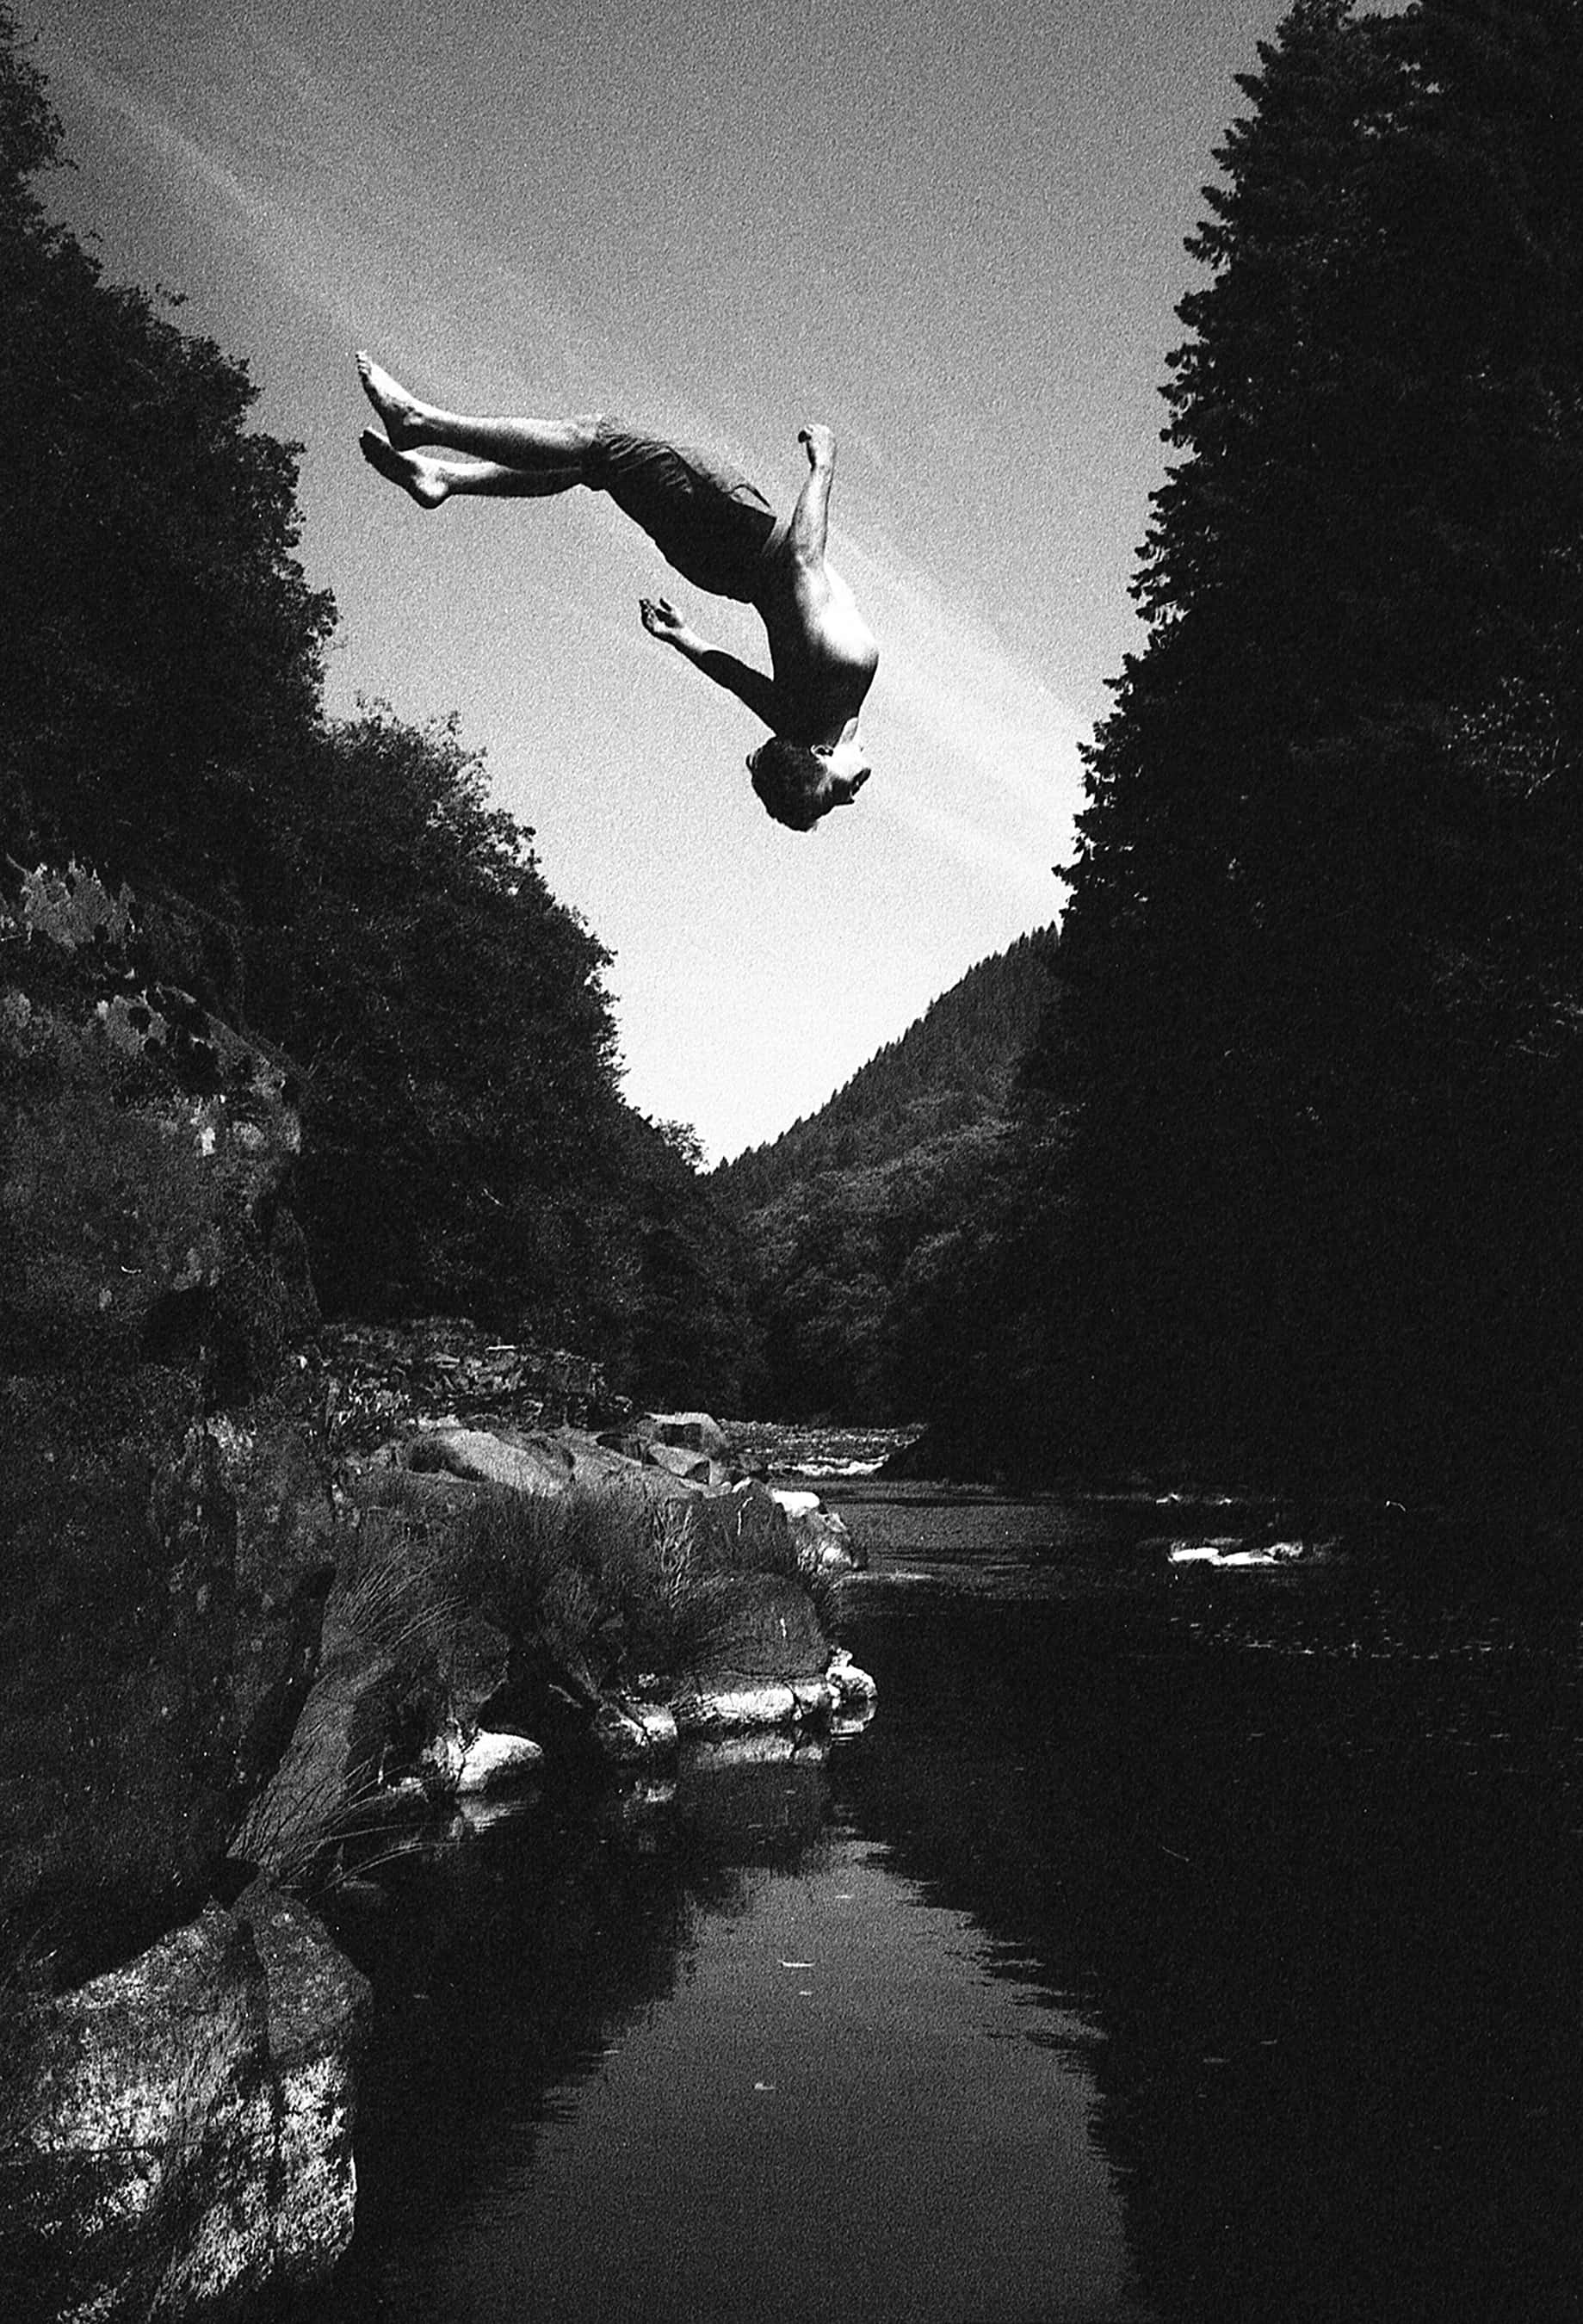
[797,423,836,468]
[640,596,693,647]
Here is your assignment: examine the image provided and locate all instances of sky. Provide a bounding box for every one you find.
[22,0,1291,1161]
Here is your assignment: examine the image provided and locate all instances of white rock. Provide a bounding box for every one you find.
[770,1488,860,1574]
[408,1427,574,1494]
[643,1410,733,1462]
[680,1732,799,1772]
[455,1729,545,1794]
[22,1894,367,2318]
[248,1889,368,2289]
[673,1683,798,1737]
[826,1649,878,1710]
[770,1487,821,1517]
[625,1702,679,1753]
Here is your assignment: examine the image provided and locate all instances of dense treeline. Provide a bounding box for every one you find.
[921,0,1583,1506]
[716,931,1059,1417]
[0,10,751,1406]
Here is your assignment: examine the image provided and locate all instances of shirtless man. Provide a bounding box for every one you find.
[356,355,878,831]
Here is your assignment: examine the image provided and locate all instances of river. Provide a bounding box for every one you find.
[311,1474,1583,2323]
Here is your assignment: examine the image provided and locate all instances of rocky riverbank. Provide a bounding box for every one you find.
[1,877,871,2321]
[238,1395,875,1889]
[5,1369,874,2322]
[6,1390,873,2319]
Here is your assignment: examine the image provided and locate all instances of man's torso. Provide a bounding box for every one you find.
[755,542,879,743]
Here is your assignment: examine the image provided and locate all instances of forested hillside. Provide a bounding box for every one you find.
[0,10,751,1407]
[715,930,1060,1417]
[911,0,1583,1508]
[722,928,1058,1204]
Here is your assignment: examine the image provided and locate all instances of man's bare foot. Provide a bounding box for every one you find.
[356,351,431,449]
[359,427,448,508]
[798,423,836,467]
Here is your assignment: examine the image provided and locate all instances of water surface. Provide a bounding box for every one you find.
[319,1484,1583,2324]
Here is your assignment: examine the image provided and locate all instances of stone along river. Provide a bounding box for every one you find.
[312,1477,1583,2324]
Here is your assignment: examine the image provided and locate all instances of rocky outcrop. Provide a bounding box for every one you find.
[0,869,878,2321]
[0,868,356,2315]
[0,865,338,1975]
[767,1486,861,1574]
[319,1316,613,1450]
[672,1679,828,1739]
[826,1647,880,1720]
[281,1417,876,1805]
[399,1422,701,1510]
[232,1530,520,1888]
[608,1410,739,1486]
[380,1424,864,1577]
[4,1888,367,2321]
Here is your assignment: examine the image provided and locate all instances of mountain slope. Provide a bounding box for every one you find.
[719,925,1060,1205]
[715,927,1060,1418]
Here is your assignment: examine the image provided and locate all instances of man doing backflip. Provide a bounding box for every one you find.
[356,355,878,831]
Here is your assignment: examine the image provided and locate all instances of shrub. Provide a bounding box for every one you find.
[349,1470,835,1697]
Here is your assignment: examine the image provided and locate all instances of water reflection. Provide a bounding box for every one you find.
[319,1734,1135,2322]
[836,1495,1583,2324]
[313,1492,1583,2324]
[467,1830,1128,2324]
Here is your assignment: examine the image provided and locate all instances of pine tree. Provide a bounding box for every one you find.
[995,0,1583,1499]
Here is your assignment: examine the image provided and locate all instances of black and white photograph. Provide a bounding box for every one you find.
[3,3,1581,2318]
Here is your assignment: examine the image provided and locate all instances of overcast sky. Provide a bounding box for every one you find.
[23,0,1291,1159]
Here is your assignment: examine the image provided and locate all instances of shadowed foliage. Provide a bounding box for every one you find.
[716,929,1059,1419]
[0,4,754,1408]
[899,0,1583,1507]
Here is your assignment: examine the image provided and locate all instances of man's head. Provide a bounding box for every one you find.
[746,735,871,831]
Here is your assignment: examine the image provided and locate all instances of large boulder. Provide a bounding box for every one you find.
[389,1423,701,1510]
[453,1729,545,1795]
[402,1425,577,1495]
[597,1410,741,1487]
[642,1438,720,1484]
[766,1486,865,1574]
[642,1411,734,1463]
[672,1682,801,1738]
[234,1490,552,1877]
[2,1889,367,2320]
[665,1569,832,1683]
[307,1421,869,1809]
[212,1411,342,1808]
[0,866,337,1973]
[0,1378,338,1963]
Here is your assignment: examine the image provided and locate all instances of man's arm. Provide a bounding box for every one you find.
[788,424,837,570]
[639,598,779,728]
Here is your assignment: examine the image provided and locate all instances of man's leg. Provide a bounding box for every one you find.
[357,353,597,475]
[359,430,584,509]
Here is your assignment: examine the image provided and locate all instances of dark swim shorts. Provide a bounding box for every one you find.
[584,419,777,603]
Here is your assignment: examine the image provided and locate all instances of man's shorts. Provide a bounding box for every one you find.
[584,419,777,603]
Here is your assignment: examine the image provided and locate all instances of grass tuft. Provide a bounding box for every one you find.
[349,1468,838,1694]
